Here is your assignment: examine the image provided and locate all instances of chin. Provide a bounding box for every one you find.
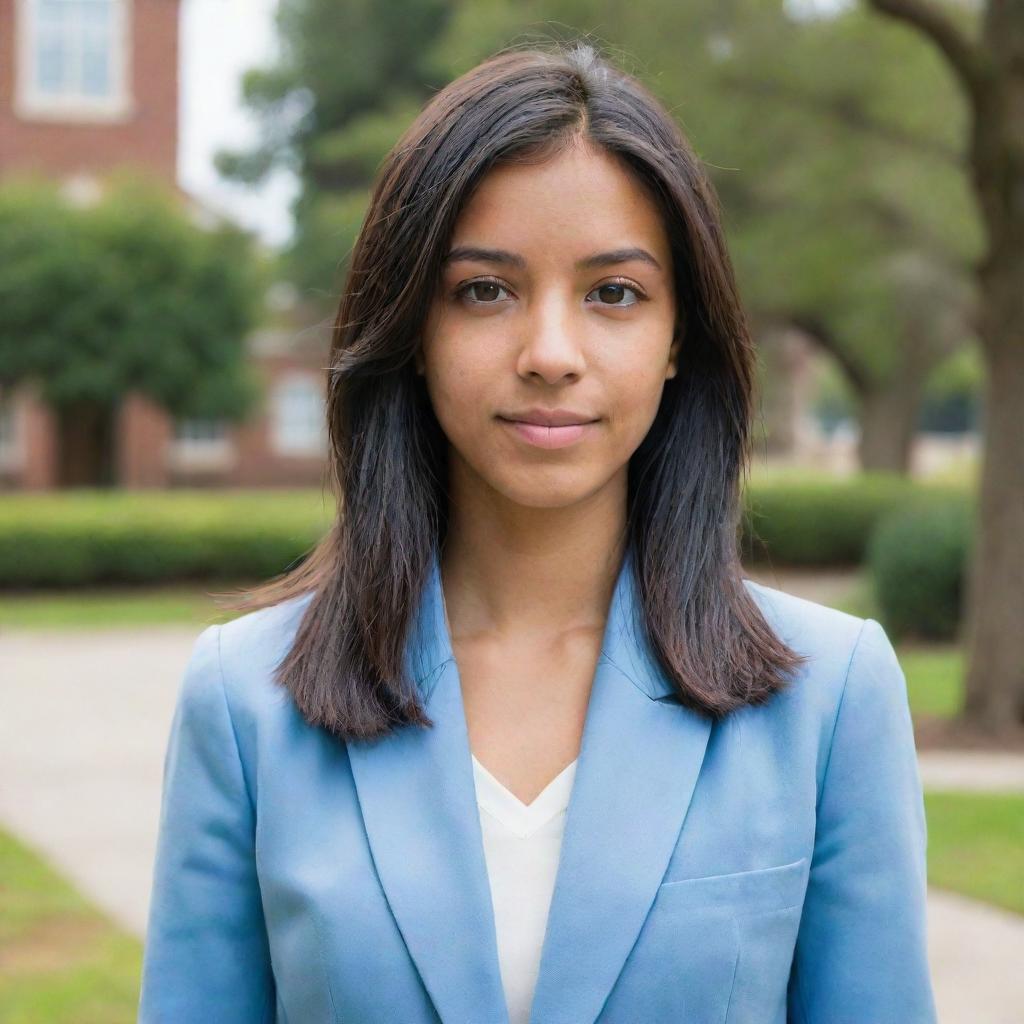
[490,471,609,510]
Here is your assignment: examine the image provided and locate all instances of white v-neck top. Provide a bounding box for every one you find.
[471,753,578,1024]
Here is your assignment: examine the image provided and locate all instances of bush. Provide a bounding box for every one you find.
[0,490,333,588]
[866,494,973,642]
[739,473,964,567]
[0,478,975,588]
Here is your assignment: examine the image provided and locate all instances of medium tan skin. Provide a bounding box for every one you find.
[416,139,680,805]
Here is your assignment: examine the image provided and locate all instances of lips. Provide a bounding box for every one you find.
[498,417,597,450]
[498,409,598,427]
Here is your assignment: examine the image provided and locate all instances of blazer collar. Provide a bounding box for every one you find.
[346,544,714,1024]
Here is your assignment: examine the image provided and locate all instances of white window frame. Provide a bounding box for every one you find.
[168,417,235,472]
[14,0,134,123]
[270,372,328,458]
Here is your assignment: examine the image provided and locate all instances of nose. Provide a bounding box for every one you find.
[514,287,587,384]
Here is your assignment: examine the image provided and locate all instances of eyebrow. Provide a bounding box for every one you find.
[442,245,663,272]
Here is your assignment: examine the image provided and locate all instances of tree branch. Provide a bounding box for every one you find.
[783,312,872,394]
[863,0,987,106]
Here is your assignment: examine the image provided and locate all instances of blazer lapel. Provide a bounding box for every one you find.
[347,544,714,1024]
[346,547,510,1024]
[528,547,713,1024]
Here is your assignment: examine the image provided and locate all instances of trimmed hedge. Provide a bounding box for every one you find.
[0,490,333,587]
[0,478,971,588]
[867,494,973,643]
[739,473,964,567]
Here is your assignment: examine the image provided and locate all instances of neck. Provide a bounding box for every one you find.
[439,464,629,645]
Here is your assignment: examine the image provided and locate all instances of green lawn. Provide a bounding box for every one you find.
[924,791,1024,916]
[0,829,141,1024]
[0,585,254,629]
[899,647,965,718]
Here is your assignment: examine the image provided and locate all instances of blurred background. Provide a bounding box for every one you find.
[0,0,1021,1021]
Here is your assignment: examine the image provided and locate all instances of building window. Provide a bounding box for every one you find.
[16,0,132,121]
[174,419,227,445]
[168,418,234,472]
[271,374,327,457]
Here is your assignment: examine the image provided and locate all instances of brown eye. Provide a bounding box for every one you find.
[456,280,510,304]
[588,282,643,307]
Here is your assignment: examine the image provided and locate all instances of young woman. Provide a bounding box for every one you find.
[139,42,937,1024]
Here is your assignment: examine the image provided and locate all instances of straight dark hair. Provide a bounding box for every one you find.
[216,39,809,741]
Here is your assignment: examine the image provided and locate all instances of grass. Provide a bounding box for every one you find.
[899,647,965,718]
[0,828,141,1023]
[924,791,1024,916]
[0,583,259,629]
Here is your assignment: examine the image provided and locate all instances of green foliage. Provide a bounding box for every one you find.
[919,343,984,431]
[0,490,333,588]
[216,0,457,300]
[740,471,939,566]
[867,493,973,641]
[286,189,372,307]
[0,478,975,588]
[218,0,985,479]
[0,173,264,419]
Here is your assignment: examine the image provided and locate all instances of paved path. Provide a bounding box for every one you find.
[919,750,1024,792]
[2,625,1023,1021]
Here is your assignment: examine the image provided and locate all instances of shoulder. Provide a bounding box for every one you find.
[741,576,867,659]
[216,591,316,681]
[178,591,316,725]
[739,576,901,724]
[736,578,913,804]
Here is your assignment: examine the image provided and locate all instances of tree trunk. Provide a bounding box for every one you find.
[961,267,1024,732]
[862,0,1024,733]
[856,384,921,473]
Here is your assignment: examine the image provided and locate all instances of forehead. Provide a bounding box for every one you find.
[448,143,671,264]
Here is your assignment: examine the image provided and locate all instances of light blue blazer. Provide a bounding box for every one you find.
[138,545,937,1023]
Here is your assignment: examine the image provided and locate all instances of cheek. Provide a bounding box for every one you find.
[422,341,494,435]
[603,355,671,441]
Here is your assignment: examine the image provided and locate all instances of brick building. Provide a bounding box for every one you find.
[0,0,331,489]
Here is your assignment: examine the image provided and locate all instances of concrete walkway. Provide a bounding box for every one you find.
[919,750,1024,792]
[2,625,1023,1021]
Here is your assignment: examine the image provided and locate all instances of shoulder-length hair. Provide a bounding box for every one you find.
[217,39,809,741]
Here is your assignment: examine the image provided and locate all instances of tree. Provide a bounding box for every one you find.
[0,174,264,487]
[659,0,982,473]
[223,1,983,470]
[215,0,455,303]
[862,0,1023,734]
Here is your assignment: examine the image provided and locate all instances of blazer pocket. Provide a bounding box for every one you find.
[656,856,808,916]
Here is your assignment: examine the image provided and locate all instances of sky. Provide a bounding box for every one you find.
[178,0,298,250]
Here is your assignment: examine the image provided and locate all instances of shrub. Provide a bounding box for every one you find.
[866,494,973,642]
[0,490,332,588]
[740,473,950,567]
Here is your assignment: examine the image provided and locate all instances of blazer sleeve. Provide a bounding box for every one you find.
[138,623,276,1023]
[787,618,938,1023]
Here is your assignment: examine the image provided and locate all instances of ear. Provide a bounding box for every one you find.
[665,325,683,380]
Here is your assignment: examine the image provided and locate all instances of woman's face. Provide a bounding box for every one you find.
[417,140,680,512]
